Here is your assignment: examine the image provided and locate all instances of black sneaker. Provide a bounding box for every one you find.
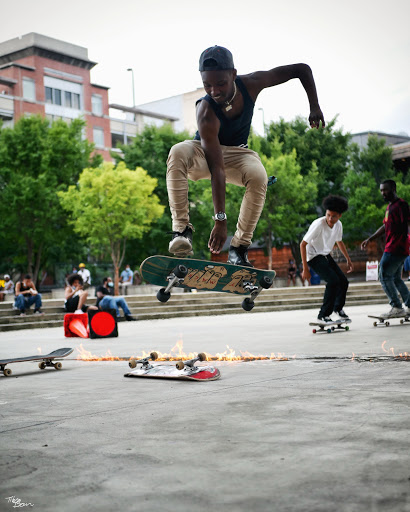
[317,315,334,324]
[334,309,350,321]
[168,225,193,256]
[34,309,44,315]
[125,315,137,321]
[227,245,253,267]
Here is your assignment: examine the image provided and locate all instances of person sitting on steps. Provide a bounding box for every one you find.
[64,273,98,314]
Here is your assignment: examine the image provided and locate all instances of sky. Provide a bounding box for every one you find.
[1,0,409,136]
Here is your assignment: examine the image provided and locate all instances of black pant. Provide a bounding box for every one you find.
[308,254,349,317]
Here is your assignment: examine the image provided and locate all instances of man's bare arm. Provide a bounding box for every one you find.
[361,225,385,250]
[336,241,353,273]
[243,64,324,128]
[196,101,227,254]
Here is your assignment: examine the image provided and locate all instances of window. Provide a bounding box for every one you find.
[45,87,53,104]
[92,94,103,116]
[54,89,62,106]
[44,87,81,110]
[93,127,104,148]
[22,78,36,101]
[73,93,80,109]
[64,91,72,108]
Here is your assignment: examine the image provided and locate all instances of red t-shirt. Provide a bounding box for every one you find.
[383,198,410,255]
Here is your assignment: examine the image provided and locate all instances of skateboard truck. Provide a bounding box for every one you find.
[241,275,273,311]
[176,352,207,371]
[157,264,188,303]
[128,351,158,369]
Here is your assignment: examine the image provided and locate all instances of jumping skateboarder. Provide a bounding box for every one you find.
[167,45,325,266]
[361,180,410,318]
[300,195,353,324]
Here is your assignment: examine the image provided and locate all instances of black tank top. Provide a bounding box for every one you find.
[194,77,255,147]
[19,282,32,296]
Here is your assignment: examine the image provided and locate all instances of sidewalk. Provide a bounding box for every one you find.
[1,304,409,512]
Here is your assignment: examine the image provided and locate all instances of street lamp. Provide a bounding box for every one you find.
[258,107,266,137]
[127,68,135,107]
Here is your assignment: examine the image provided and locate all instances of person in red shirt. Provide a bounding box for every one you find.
[361,179,410,318]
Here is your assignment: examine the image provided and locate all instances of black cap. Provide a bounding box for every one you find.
[199,46,234,72]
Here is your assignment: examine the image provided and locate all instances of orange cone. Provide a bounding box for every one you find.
[69,318,88,338]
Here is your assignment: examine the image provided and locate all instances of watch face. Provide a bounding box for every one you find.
[216,212,226,221]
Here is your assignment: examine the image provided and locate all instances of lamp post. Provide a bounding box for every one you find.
[127,68,135,107]
[258,107,266,137]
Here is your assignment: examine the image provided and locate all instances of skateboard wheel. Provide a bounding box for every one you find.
[39,362,46,370]
[3,368,12,377]
[129,359,137,368]
[197,352,207,362]
[373,322,377,327]
[157,288,171,303]
[327,329,331,334]
[400,319,404,324]
[55,362,62,370]
[345,326,349,331]
[150,352,158,361]
[312,329,317,334]
[385,322,390,327]
[331,326,335,331]
[242,298,254,311]
[176,361,185,370]
[259,276,273,289]
[173,264,188,279]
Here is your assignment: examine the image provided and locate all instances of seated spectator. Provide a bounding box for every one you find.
[103,277,115,295]
[95,283,137,321]
[119,264,133,294]
[0,274,14,302]
[133,269,142,285]
[14,275,43,316]
[77,263,91,289]
[64,274,98,314]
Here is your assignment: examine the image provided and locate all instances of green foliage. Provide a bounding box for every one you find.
[0,115,98,280]
[265,116,351,198]
[341,135,400,243]
[113,124,189,262]
[58,161,164,288]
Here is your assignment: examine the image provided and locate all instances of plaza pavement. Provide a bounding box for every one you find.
[1,303,409,512]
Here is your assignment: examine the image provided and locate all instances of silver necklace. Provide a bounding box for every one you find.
[224,82,237,111]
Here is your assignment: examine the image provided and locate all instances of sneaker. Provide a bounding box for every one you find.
[74,309,84,315]
[380,307,405,319]
[317,315,334,324]
[404,307,410,316]
[33,309,44,315]
[334,309,350,321]
[19,312,26,317]
[227,245,253,267]
[125,315,137,321]
[168,225,194,256]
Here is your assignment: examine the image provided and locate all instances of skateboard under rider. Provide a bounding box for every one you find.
[139,255,276,311]
[309,319,351,334]
[124,351,220,381]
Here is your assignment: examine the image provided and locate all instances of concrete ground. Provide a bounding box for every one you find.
[1,303,410,512]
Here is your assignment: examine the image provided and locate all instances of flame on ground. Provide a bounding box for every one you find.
[381,340,410,360]
[75,338,294,362]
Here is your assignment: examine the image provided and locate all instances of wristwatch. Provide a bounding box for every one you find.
[212,212,227,222]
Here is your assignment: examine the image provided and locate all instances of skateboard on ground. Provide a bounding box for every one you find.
[309,319,351,334]
[0,347,74,377]
[124,351,221,381]
[368,314,410,327]
[140,255,276,311]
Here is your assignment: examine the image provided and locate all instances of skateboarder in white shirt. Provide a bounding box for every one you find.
[300,195,353,324]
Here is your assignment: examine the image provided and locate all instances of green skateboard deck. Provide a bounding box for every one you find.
[140,255,276,311]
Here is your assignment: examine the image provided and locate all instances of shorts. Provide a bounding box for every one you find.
[65,296,87,313]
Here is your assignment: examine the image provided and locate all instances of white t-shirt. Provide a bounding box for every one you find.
[77,268,91,285]
[303,216,343,262]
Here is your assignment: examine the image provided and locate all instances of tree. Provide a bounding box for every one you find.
[265,117,351,198]
[342,135,396,248]
[58,162,164,294]
[0,115,100,282]
[113,124,189,262]
[251,137,319,269]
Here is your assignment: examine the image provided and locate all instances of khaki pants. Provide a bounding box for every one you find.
[166,140,267,247]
